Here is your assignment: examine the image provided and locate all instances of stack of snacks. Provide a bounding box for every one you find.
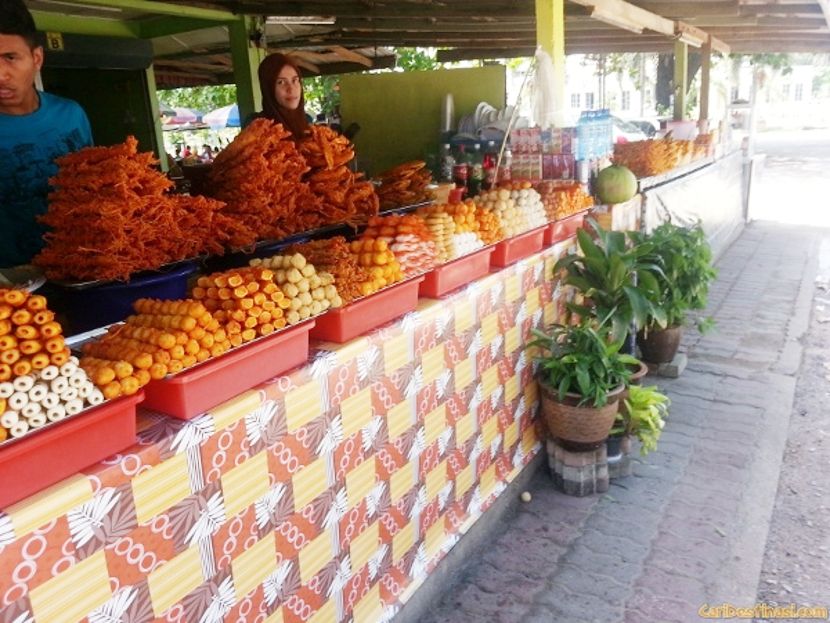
[0,289,70,382]
[362,215,438,278]
[507,182,547,232]
[536,181,594,220]
[475,207,504,245]
[0,356,103,441]
[477,188,522,237]
[286,238,373,304]
[349,239,404,295]
[81,299,232,399]
[444,200,479,234]
[299,126,379,226]
[415,205,457,262]
[207,119,322,244]
[250,253,343,323]
[34,137,237,281]
[192,268,286,342]
[376,161,433,210]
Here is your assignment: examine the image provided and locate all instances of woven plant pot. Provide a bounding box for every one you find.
[538,379,624,450]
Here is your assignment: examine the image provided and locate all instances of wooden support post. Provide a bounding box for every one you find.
[699,37,712,130]
[673,39,688,121]
[229,16,265,124]
[535,0,566,126]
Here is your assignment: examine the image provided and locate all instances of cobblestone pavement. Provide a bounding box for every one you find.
[419,222,828,623]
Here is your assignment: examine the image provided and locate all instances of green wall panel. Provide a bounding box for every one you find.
[339,66,506,176]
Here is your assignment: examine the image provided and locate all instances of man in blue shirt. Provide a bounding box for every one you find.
[0,0,92,268]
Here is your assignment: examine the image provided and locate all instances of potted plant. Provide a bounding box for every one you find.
[616,384,670,456]
[554,220,666,347]
[632,221,717,363]
[528,319,639,449]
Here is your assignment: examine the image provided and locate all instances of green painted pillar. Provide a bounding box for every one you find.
[535,0,566,127]
[145,66,168,172]
[229,16,265,123]
[673,40,688,121]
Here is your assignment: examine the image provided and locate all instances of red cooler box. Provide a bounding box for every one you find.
[311,276,424,343]
[420,247,495,298]
[0,392,143,508]
[491,226,546,267]
[143,321,315,420]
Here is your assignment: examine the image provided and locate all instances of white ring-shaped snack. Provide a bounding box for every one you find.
[46,404,66,422]
[12,375,34,393]
[10,420,29,438]
[8,392,28,411]
[60,387,79,402]
[68,374,86,389]
[51,377,68,394]
[69,355,80,366]
[88,390,104,406]
[0,411,19,428]
[78,384,92,399]
[41,393,59,409]
[40,365,59,381]
[0,382,14,399]
[65,399,84,416]
[28,383,48,403]
[27,413,47,428]
[22,402,42,419]
[59,362,77,378]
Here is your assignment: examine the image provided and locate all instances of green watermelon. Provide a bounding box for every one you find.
[596,165,637,205]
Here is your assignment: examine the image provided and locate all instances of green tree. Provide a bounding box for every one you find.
[395,48,440,71]
[304,75,341,118]
[158,85,237,114]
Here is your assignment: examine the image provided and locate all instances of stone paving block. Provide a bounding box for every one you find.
[535,586,624,622]
[624,591,701,623]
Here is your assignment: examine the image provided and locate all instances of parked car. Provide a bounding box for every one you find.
[612,116,648,143]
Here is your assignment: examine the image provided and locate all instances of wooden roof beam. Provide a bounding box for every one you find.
[568,0,675,35]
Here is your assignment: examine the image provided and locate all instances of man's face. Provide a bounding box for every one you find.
[0,34,43,115]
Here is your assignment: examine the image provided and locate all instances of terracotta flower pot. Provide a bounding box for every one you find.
[538,379,624,451]
[637,325,683,364]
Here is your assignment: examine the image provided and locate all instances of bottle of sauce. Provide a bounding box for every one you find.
[439,143,455,184]
[452,145,469,192]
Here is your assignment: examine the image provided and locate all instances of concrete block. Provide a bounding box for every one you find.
[646,353,688,378]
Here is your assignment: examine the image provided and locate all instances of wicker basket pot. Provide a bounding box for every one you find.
[538,379,624,450]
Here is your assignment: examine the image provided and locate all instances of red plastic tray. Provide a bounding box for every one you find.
[420,247,495,298]
[310,276,425,344]
[143,321,315,420]
[490,226,546,267]
[545,212,587,246]
[0,392,143,509]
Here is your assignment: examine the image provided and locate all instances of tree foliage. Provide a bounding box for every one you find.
[158,85,237,114]
[395,47,440,71]
[304,75,341,117]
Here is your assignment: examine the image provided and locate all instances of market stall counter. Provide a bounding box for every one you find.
[0,242,577,623]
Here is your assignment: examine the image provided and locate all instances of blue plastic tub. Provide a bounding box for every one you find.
[54,261,198,335]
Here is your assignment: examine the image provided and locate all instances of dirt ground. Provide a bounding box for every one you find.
[754,192,830,615]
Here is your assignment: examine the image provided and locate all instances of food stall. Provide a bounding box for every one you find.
[8,0,808,618]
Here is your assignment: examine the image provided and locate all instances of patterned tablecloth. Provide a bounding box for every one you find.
[0,241,576,623]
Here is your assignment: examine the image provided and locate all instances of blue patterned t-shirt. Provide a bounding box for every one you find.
[0,91,93,267]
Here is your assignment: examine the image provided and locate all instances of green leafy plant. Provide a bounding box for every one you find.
[631,221,717,332]
[554,219,666,343]
[616,384,670,456]
[527,320,639,408]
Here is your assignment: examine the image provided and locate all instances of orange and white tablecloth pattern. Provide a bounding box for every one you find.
[0,242,575,623]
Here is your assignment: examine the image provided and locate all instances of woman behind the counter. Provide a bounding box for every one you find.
[252,53,311,141]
